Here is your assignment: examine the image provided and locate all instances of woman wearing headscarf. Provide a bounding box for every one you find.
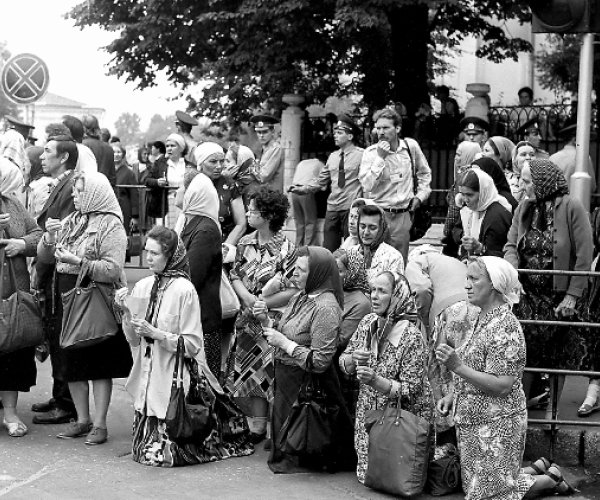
[259,246,356,474]
[482,136,515,171]
[345,204,403,291]
[0,169,42,438]
[339,198,377,251]
[178,169,223,378]
[472,157,518,211]
[451,168,512,259]
[115,226,254,467]
[164,133,194,228]
[37,172,132,445]
[340,271,433,485]
[436,257,575,498]
[505,159,594,420]
[507,141,537,203]
[25,146,53,219]
[223,135,259,209]
[0,158,25,205]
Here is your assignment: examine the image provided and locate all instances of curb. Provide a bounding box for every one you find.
[525,427,600,470]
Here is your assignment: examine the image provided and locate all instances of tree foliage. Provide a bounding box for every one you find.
[114,111,142,145]
[143,113,176,143]
[68,0,533,119]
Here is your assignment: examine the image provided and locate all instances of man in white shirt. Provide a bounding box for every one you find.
[62,115,98,175]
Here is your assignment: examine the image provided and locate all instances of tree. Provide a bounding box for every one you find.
[68,0,532,123]
[0,41,22,119]
[143,113,176,143]
[114,111,142,145]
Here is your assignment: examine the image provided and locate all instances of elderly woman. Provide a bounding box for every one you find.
[164,133,193,228]
[345,204,404,292]
[179,169,223,378]
[451,169,512,259]
[436,257,574,498]
[115,226,253,467]
[37,172,132,445]
[340,271,433,484]
[228,186,298,442]
[260,246,356,473]
[506,141,537,203]
[505,159,594,420]
[0,174,43,437]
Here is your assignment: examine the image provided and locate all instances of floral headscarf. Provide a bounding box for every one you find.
[528,159,569,202]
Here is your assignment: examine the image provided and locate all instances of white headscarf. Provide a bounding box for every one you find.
[478,256,521,305]
[0,157,24,198]
[458,168,512,238]
[182,171,220,231]
[194,141,224,168]
[407,244,441,263]
[165,133,186,152]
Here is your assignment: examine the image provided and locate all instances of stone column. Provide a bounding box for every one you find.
[464,83,490,121]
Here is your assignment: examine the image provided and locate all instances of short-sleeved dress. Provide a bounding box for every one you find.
[228,231,296,401]
[454,304,535,500]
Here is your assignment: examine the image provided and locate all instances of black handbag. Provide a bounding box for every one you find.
[277,351,340,457]
[426,451,462,496]
[404,139,432,241]
[165,336,215,443]
[60,262,119,350]
[127,227,143,257]
[0,245,44,354]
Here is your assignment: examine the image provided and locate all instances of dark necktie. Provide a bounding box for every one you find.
[338,151,346,188]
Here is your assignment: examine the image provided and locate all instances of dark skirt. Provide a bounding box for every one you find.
[56,273,133,382]
[268,360,357,474]
[0,347,36,392]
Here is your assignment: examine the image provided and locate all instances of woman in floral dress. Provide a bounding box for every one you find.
[436,257,574,498]
[339,271,433,484]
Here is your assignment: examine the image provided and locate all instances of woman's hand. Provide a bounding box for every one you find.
[130,318,165,341]
[54,246,82,265]
[555,293,577,318]
[252,299,269,325]
[114,287,129,308]
[356,366,377,386]
[352,349,371,367]
[435,343,463,372]
[262,327,288,349]
[0,238,25,257]
[242,292,258,309]
[437,394,453,417]
[461,236,482,254]
[0,213,10,231]
[45,218,62,235]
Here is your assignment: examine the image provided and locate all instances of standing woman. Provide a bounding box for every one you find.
[261,246,356,473]
[0,174,43,437]
[340,271,433,484]
[164,133,192,228]
[472,157,518,211]
[113,143,139,237]
[481,136,515,172]
[179,170,223,378]
[37,172,132,445]
[507,141,537,203]
[436,257,574,497]
[505,159,593,418]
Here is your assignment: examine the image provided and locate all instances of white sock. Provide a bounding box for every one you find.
[247,416,267,435]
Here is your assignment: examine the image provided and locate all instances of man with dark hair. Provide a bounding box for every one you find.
[100,128,111,143]
[518,86,534,106]
[62,115,98,174]
[31,123,79,425]
[175,110,198,163]
[82,115,116,186]
[550,121,596,192]
[359,107,432,261]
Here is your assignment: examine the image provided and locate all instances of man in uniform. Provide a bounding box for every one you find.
[251,114,284,192]
[359,107,431,261]
[515,118,549,159]
[290,115,364,251]
[459,116,489,148]
[175,110,198,164]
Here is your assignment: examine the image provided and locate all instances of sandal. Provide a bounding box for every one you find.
[529,457,551,475]
[577,401,600,417]
[3,418,28,437]
[545,464,578,496]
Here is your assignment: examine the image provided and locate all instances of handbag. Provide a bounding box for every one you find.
[426,450,461,496]
[220,269,240,319]
[127,226,143,257]
[60,262,119,350]
[0,245,44,354]
[165,336,215,443]
[364,399,432,497]
[277,351,340,457]
[405,139,433,241]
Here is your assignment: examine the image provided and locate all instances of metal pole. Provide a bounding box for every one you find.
[570,33,595,212]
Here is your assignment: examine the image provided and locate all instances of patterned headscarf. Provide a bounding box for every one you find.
[528,159,569,202]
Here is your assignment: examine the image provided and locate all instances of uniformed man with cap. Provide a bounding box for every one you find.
[515,117,549,159]
[460,116,489,148]
[550,119,596,192]
[175,110,198,164]
[290,114,364,251]
[0,116,34,172]
[250,114,285,192]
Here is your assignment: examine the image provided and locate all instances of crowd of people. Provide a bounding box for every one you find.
[0,103,597,499]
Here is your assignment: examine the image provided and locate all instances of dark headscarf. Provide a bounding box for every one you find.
[357,205,388,268]
[529,159,569,202]
[472,157,518,210]
[26,146,44,185]
[302,246,344,308]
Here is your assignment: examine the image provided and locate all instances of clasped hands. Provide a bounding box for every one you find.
[114,287,164,341]
[554,294,577,318]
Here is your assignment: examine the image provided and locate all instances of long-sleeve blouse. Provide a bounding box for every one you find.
[274,291,341,373]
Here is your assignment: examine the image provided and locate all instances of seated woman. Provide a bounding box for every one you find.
[258,246,356,474]
[339,198,376,251]
[116,226,254,467]
[436,256,575,497]
[339,271,433,485]
[451,169,512,259]
[346,204,403,289]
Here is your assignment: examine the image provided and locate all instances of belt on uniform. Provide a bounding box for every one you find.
[382,206,410,214]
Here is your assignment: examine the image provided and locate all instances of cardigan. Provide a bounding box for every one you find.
[504,195,593,297]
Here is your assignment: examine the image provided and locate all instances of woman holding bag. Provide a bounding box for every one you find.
[37,172,132,445]
[0,179,42,437]
[115,226,254,467]
[339,271,433,486]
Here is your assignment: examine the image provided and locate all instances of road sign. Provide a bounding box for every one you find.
[1,53,49,105]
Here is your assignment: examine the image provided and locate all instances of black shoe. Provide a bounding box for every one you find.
[31,400,55,413]
[249,432,266,444]
[32,408,76,425]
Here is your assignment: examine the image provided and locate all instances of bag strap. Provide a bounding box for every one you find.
[171,336,185,390]
[403,139,417,196]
